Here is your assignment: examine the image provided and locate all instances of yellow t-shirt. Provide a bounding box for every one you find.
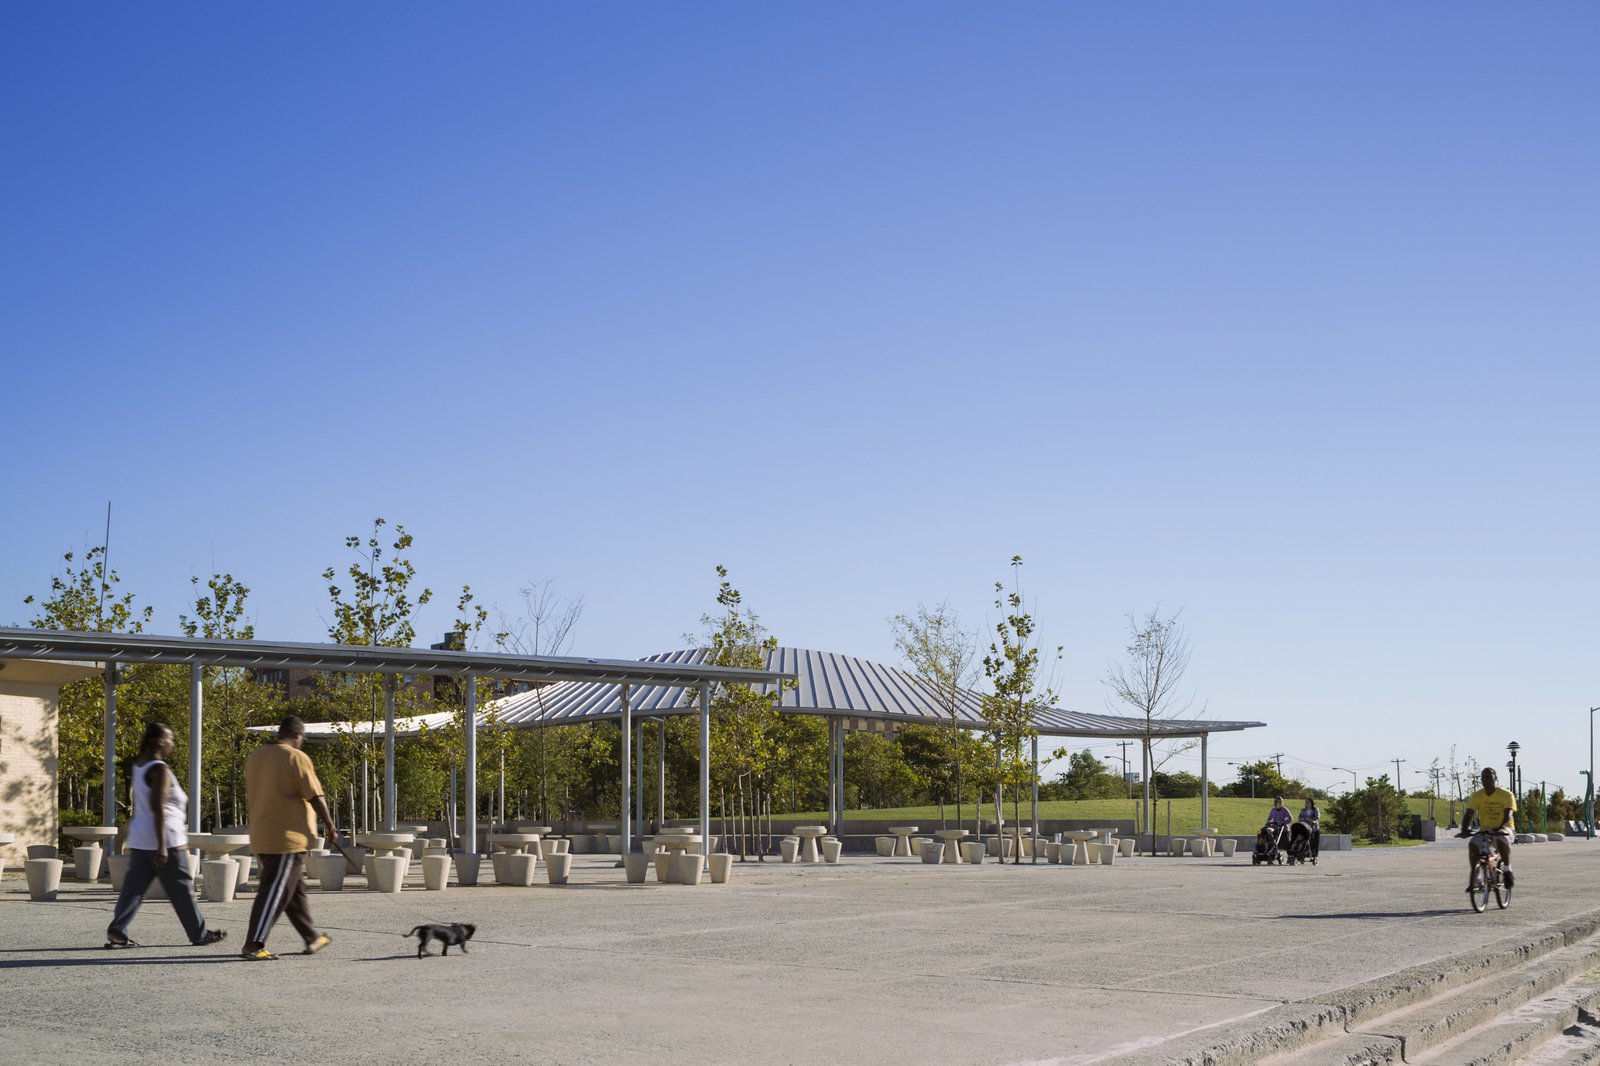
[1466,787,1516,833]
[245,742,324,853]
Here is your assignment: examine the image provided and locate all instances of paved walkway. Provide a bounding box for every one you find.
[2,837,1597,1064]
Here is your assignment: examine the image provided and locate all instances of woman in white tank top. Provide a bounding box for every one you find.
[105,722,228,949]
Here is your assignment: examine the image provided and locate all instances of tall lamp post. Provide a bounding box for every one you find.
[1506,741,1521,809]
[1331,766,1359,794]
[1589,708,1599,839]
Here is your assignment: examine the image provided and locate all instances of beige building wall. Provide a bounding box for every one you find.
[0,680,59,863]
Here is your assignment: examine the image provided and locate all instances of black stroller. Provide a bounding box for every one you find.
[1252,823,1286,865]
[1286,822,1316,865]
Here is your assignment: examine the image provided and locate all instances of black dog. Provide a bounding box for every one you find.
[408,923,476,957]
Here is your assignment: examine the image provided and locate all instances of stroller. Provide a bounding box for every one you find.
[1252,823,1286,865]
[1286,822,1316,865]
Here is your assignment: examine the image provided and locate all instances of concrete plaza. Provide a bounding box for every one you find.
[3,837,1598,1064]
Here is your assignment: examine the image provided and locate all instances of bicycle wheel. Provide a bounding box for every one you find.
[1495,871,1511,909]
[1471,866,1490,913]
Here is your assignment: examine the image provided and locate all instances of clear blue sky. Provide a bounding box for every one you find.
[4,5,1597,801]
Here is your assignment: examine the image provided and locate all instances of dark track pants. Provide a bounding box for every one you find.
[108,848,210,943]
[244,852,318,950]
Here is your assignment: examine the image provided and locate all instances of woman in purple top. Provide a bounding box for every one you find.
[1265,796,1293,849]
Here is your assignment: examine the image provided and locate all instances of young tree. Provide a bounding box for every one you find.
[1104,607,1199,850]
[981,557,1060,865]
[493,578,583,822]
[890,602,978,828]
[25,546,154,818]
[1053,749,1125,800]
[685,566,795,859]
[177,572,277,826]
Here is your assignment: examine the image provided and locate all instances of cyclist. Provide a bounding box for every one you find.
[1460,766,1516,893]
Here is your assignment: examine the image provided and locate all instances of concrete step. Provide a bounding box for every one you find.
[1409,982,1600,1065]
[1259,948,1600,1066]
[1518,1007,1600,1066]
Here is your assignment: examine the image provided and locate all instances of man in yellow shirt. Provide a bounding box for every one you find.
[241,716,340,961]
[1461,766,1516,893]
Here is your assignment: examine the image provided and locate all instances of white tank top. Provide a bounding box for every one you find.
[126,759,189,850]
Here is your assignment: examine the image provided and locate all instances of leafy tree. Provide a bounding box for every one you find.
[1104,607,1198,846]
[1052,749,1125,800]
[177,572,277,827]
[846,730,918,808]
[1218,759,1294,799]
[1326,774,1408,842]
[981,557,1059,864]
[890,602,978,827]
[25,546,154,818]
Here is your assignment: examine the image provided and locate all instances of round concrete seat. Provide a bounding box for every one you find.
[669,852,703,885]
[708,854,733,883]
[874,836,894,856]
[623,852,651,883]
[201,857,239,901]
[368,853,407,893]
[315,851,349,891]
[821,839,843,863]
[779,837,800,863]
[653,850,674,882]
[920,841,944,864]
[959,841,986,864]
[422,852,452,890]
[26,857,64,901]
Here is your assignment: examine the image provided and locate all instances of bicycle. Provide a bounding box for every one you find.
[1460,829,1511,913]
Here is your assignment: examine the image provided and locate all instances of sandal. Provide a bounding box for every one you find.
[193,929,228,946]
[104,935,140,950]
[240,947,279,961]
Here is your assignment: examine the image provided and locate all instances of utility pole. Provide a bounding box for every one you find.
[1117,741,1132,798]
[1392,758,1407,793]
[1267,752,1285,777]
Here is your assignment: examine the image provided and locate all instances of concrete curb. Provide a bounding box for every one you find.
[1100,908,1600,1065]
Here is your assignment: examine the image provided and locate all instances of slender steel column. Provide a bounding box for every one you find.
[699,686,711,871]
[464,675,478,854]
[826,719,837,831]
[1030,733,1039,863]
[1200,733,1210,832]
[620,683,632,857]
[383,676,396,830]
[189,663,203,833]
[657,718,666,827]
[102,665,118,830]
[634,713,645,830]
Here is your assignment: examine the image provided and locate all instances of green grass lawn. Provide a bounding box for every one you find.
[812,797,1288,836]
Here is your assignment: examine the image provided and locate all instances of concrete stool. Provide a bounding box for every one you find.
[920,841,944,864]
[653,850,674,882]
[875,836,894,856]
[1099,844,1116,865]
[202,858,239,902]
[911,837,933,858]
[960,841,986,864]
[316,851,349,891]
[1171,838,1188,856]
[821,838,842,863]
[708,854,733,883]
[455,853,482,886]
[1192,838,1210,857]
[26,857,64,901]
[779,837,800,864]
[107,853,130,891]
[367,854,407,893]
[1218,838,1238,858]
[73,844,104,882]
[538,839,562,860]
[26,844,57,860]
[670,853,704,886]
[422,852,452,891]
[1118,838,1135,858]
[623,852,651,883]
[232,854,253,891]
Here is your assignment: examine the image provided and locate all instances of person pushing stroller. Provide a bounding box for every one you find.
[1253,797,1294,864]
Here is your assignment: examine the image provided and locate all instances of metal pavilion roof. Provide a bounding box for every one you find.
[0,628,790,688]
[291,647,1265,740]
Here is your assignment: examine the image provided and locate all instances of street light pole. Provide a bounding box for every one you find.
[1589,708,1598,840]
[1331,766,1358,794]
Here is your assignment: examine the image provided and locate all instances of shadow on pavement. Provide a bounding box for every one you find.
[1275,909,1463,920]
[0,955,235,969]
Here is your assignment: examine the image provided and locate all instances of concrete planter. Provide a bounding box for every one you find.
[73,844,104,882]
[707,853,733,884]
[821,839,843,864]
[874,836,894,857]
[959,841,986,864]
[422,853,452,891]
[543,853,571,885]
[316,852,349,891]
[456,852,483,886]
[368,854,407,893]
[779,838,800,864]
[202,858,239,902]
[622,853,651,884]
[670,853,703,886]
[25,857,64,901]
[233,854,253,891]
